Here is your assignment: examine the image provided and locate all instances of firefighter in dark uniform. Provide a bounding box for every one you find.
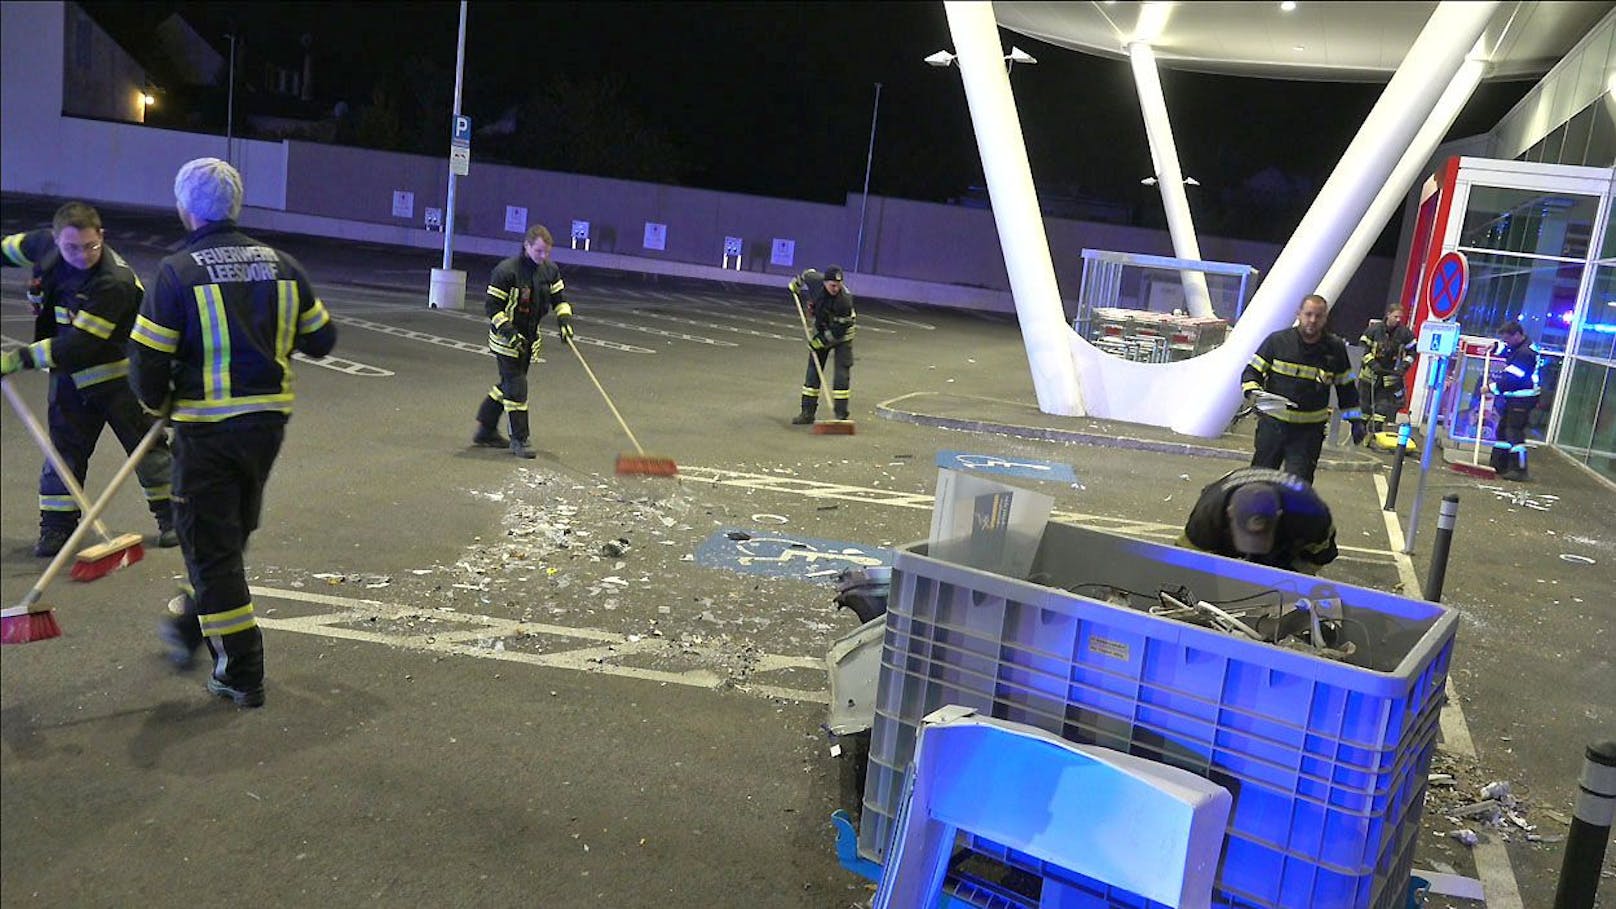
[1487,319,1540,481]
[130,157,336,709]
[1,203,177,557]
[1357,304,1416,434]
[1182,467,1339,574]
[472,224,574,459]
[789,264,856,423]
[1241,294,1366,485]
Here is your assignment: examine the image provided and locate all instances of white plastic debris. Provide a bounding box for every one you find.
[1449,829,1479,846]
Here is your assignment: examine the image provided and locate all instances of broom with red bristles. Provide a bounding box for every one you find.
[3,378,146,582]
[1,414,169,645]
[566,340,677,477]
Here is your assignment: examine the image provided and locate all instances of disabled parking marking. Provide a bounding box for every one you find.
[292,352,395,376]
[696,529,890,581]
[250,584,828,704]
[937,450,1077,483]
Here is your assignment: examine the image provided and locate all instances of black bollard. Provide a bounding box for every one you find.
[1422,494,1460,602]
[1553,739,1616,909]
[1384,423,1412,511]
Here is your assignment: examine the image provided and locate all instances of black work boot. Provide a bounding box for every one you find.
[154,502,180,548]
[472,423,509,448]
[204,627,266,708]
[510,437,536,459]
[34,524,74,558]
[791,410,815,425]
[157,591,203,671]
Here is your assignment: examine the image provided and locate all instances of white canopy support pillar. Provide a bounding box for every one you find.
[1129,41,1215,318]
[1170,0,1499,436]
[944,0,1084,416]
[1316,53,1489,303]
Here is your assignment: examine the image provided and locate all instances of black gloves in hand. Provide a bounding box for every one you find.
[557,312,574,343]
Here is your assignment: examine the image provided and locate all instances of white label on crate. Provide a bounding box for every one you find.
[1090,635,1130,661]
[829,744,842,758]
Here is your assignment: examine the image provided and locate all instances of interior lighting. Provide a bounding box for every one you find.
[1280,1,1297,11]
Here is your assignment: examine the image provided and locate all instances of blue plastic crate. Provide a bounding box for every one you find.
[859,522,1456,909]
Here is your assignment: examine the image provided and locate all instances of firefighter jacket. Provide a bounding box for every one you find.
[1183,468,1339,569]
[1488,337,1540,408]
[1359,321,1415,377]
[2,228,145,391]
[790,270,856,347]
[130,220,336,423]
[1241,327,1363,424]
[485,254,570,358]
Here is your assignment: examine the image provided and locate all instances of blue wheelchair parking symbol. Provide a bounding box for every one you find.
[936,450,1076,483]
[695,529,890,581]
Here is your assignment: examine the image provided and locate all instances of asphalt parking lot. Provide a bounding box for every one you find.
[2,196,1611,907]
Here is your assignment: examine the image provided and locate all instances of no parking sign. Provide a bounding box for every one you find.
[1425,251,1468,321]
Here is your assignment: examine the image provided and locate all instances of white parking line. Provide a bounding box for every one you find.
[251,584,828,704]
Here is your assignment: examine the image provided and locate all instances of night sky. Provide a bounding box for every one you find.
[86,1,1533,247]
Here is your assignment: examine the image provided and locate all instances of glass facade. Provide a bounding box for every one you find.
[1554,214,1616,480]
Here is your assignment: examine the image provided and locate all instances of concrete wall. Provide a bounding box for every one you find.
[61,2,146,124]
[3,0,1393,321]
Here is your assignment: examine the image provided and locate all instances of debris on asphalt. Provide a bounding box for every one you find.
[601,538,632,558]
[1447,828,1479,846]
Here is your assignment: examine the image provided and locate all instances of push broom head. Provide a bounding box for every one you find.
[1,604,63,645]
[69,532,145,583]
[616,453,678,477]
[1448,462,1496,479]
[812,419,856,436]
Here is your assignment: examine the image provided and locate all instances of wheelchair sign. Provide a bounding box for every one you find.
[936,450,1076,483]
[695,528,890,581]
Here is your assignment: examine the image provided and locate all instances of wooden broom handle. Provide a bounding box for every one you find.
[2,377,114,543]
[790,288,834,409]
[567,342,647,456]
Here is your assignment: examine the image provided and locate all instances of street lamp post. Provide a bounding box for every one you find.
[853,82,882,274]
[224,32,236,168]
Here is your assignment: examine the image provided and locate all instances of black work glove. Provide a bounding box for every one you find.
[557,311,574,344]
[1350,420,1367,445]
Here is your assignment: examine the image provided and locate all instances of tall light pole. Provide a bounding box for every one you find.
[853,82,881,274]
[224,32,236,168]
[442,0,468,272]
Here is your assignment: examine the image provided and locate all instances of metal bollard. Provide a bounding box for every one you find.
[1422,494,1459,602]
[1384,424,1413,511]
[1553,739,1616,909]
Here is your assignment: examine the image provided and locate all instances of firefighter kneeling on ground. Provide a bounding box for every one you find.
[1358,303,1415,436]
[789,265,856,424]
[1181,467,1339,575]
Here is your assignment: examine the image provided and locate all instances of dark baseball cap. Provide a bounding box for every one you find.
[1226,484,1281,555]
[823,265,845,282]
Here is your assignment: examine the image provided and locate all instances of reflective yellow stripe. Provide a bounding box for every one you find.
[550,280,566,296]
[1241,381,1263,393]
[199,603,257,637]
[1265,407,1331,424]
[55,305,72,325]
[71,359,130,388]
[553,302,572,318]
[501,398,529,413]
[141,483,171,502]
[1266,360,1333,384]
[195,285,231,401]
[27,339,54,367]
[831,390,851,399]
[275,280,297,384]
[801,386,818,396]
[490,311,511,328]
[132,314,181,352]
[39,494,77,512]
[297,298,330,334]
[171,393,293,422]
[488,334,522,357]
[72,309,118,339]
[487,285,509,301]
[1247,354,1269,373]
[1,233,28,266]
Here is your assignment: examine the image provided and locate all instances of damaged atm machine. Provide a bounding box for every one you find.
[824,468,1458,908]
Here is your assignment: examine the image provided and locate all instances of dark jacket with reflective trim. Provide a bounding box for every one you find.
[2,228,144,391]
[1359,321,1415,376]
[130,220,336,424]
[1241,326,1363,424]
[789,269,856,346]
[1183,467,1339,569]
[484,254,570,358]
[1488,337,1540,409]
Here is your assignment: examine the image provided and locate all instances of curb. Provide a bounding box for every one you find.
[876,397,1382,473]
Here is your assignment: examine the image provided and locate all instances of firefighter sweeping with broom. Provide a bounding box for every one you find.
[789,265,857,431]
[471,225,574,459]
[2,203,177,559]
